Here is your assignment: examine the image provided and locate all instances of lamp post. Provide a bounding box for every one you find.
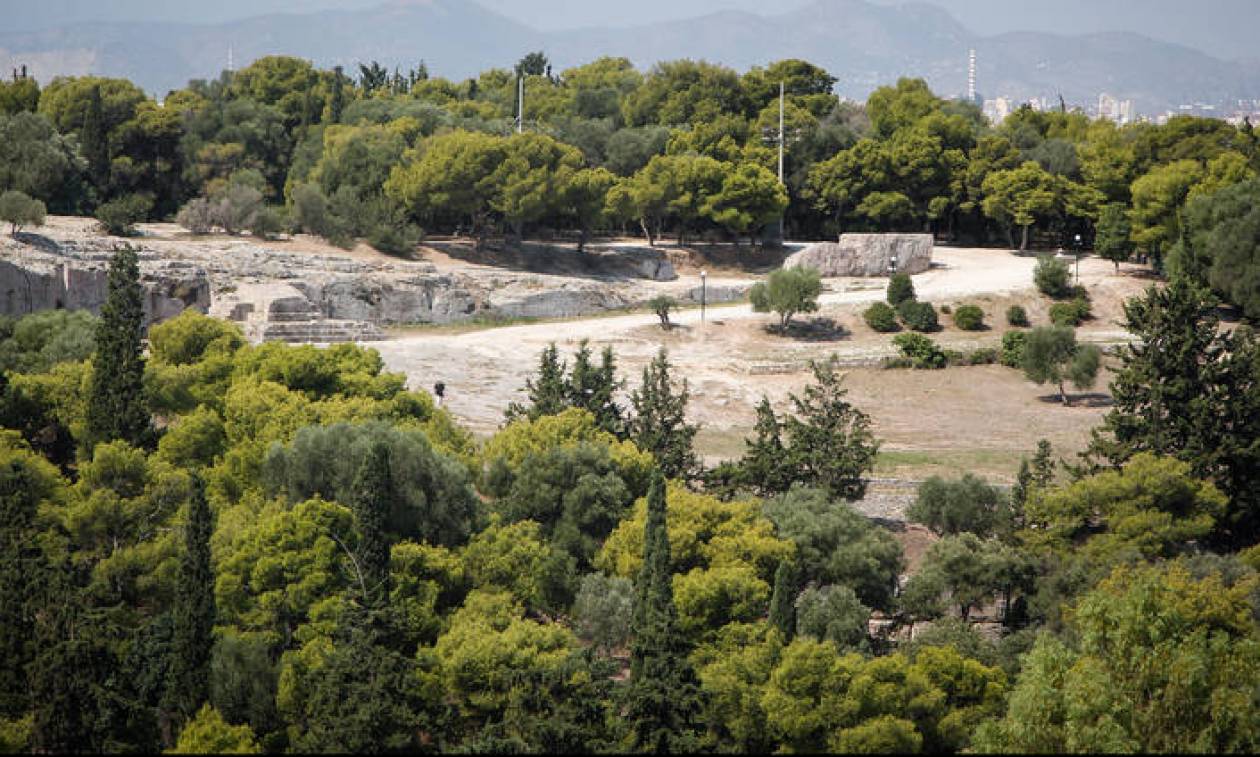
[700,270,708,325]
[1074,233,1083,286]
[889,256,898,277]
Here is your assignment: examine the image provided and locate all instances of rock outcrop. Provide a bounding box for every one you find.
[1,222,741,344]
[784,233,934,277]
[0,244,210,325]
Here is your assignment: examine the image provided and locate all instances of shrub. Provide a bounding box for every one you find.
[1034,254,1073,298]
[249,207,286,240]
[940,304,952,314]
[897,300,939,333]
[0,190,45,234]
[1049,298,1092,327]
[176,198,215,234]
[217,184,264,234]
[291,183,332,237]
[1000,331,1028,368]
[953,305,985,331]
[892,332,946,370]
[1006,305,1030,327]
[887,272,916,306]
[95,194,152,237]
[967,348,999,366]
[367,221,420,257]
[863,302,900,333]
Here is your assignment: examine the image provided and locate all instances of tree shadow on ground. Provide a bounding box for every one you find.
[11,232,60,253]
[763,317,850,342]
[1035,392,1114,408]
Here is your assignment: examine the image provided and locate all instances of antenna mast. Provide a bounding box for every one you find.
[778,81,786,184]
[517,75,524,134]
[967,49,976,102]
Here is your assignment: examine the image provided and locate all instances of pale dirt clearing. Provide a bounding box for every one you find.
[371,247,1149,478]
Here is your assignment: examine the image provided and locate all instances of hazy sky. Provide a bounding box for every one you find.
[5,0,1257,59]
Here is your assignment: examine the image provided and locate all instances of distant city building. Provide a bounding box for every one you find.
[1098,93,1135,125]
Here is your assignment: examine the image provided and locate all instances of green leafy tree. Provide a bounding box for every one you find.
[763,488,903,611]
[625,471,706,753]
[908,474,1012,539]
[0,190,45,234]
[572,573,635,655]
[80,84,111,194]
[794,584,870,650]
[982,161,1060,250]
[169,705,260,754]
[1129,158,1204,265]
[86,244,150,448]
[1095,202,1133,271]
[975,562,1260,754]
[1181,178,1260,319]
[629,349,698,481]
[751,266,823,332]
[1021,326,1102,405]
[708,162,789,245]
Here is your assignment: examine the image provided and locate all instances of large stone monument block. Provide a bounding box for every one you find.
[784,233,934,277]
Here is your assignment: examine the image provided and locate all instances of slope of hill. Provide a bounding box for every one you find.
[1,0,1256,112]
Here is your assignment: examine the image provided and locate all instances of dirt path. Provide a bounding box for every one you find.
[372,247,1147,463]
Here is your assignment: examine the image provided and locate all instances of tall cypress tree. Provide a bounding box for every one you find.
[165,480,216,724]
[350,441,393,604]
[625,470,703,753]
[629,350,698,482]
[81,84,110,195]
[86,244,149,448]
[329,66,346,124]
[768,559,798,640]
[0,459,47,717]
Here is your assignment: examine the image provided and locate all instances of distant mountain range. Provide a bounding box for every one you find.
[2,0,1256,114]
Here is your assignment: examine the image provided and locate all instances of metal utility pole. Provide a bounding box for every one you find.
[517,75,524,134]
[778,81,786,184]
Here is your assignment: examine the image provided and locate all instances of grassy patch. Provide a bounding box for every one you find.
[874,448,1031,482]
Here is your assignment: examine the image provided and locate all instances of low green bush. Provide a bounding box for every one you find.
[1000,331,1028,368]
[95,194,153,237]
[953,305,985,331]
[892,332,947,370]
[1035,254,1073,298]
[887,273,916,306]
[1006,305,1030,327]
[898,300,939,333]
[1050,298,1092,327]
[863,302,900,333]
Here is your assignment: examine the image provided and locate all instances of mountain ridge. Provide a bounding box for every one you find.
[1,0,1255,114]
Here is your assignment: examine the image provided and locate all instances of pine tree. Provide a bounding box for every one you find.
[506,343,569,422]
[350,442,394,605]
[1030,440,1055,489]
[625,471,704,753]
[739,397,794,496]
[629,350,698,482]
[165,480,216,724]
[81,84,110,195]
[568,341,624,436]
[86,244,149,448]
[768,559,798,640]
[782,358,880,501]
[30,568,109,753]
[1086,279,1260,543]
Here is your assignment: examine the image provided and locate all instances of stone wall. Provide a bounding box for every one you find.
[784,233,934,277]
